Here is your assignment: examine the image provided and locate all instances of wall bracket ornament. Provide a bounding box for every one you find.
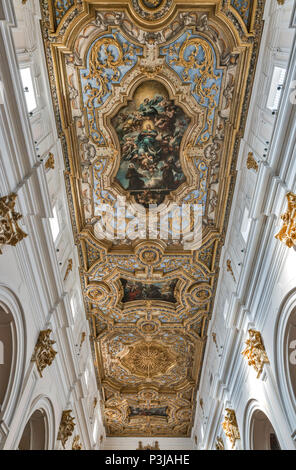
[275,192,296,248]
[58,410,76,448]
[226,259,236,282]
[215,436,224,450]
[246,152,258,172]
[64,258,73,281]
[45,152,55,170]
[31,329,57,377]
[222,408,240,449]
[72,435,82,450]
[0,193,27,254]
[241,329,269,378]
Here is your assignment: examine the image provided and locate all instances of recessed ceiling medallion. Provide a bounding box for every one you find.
[117,341,177,378]
[132,0,173,21]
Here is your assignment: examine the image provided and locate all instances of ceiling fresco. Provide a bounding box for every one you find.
[41,0,265,437]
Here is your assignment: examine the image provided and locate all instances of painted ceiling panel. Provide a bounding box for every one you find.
[41,0,265,437]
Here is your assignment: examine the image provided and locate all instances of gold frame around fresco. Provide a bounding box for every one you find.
[40,0,264,437]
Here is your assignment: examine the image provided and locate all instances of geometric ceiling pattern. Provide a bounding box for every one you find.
[41,0,264,437]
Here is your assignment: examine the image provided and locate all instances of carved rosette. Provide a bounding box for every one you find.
[137,318,160,336]
[187,282,212,305]
[135,241,164,268]
[85,282,112,306]
[58,410,75,448]
[222,409,240,449]
[275,192,296,248]
[31,329,57,377]
[241,329,269,378]
[0,193,27,254]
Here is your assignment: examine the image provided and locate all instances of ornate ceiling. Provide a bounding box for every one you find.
[41,0,265,437]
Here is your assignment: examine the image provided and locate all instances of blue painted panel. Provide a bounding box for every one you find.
[160,30,223,145]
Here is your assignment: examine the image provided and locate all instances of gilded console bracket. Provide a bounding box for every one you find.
[31,329,57,378]
[222,408,240,449]
[241,329,269,378]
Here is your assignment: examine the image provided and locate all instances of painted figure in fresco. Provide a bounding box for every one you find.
[120,278,177,303]
[126,163,145,190]
[129,406,168,417]
[113,81,190,206]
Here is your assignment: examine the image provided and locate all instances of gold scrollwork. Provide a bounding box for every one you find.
[82,37,138,145]
[54,0,74,25]
[231,0,251,25]
[169,36,219,145]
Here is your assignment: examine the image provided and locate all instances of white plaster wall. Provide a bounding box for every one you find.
[193,0,296,451]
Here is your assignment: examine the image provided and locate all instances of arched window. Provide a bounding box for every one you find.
[0,340,4,365]
[251,410,281,450]
[275,289,296,431]
[0,306,14,414]
[0,288,26,447]
[18,410,47,450]
[283,307,296,405]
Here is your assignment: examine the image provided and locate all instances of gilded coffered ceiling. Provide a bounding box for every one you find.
[40,0,265,437]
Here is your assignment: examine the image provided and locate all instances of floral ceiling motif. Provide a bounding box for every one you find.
[41,0,264,437]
